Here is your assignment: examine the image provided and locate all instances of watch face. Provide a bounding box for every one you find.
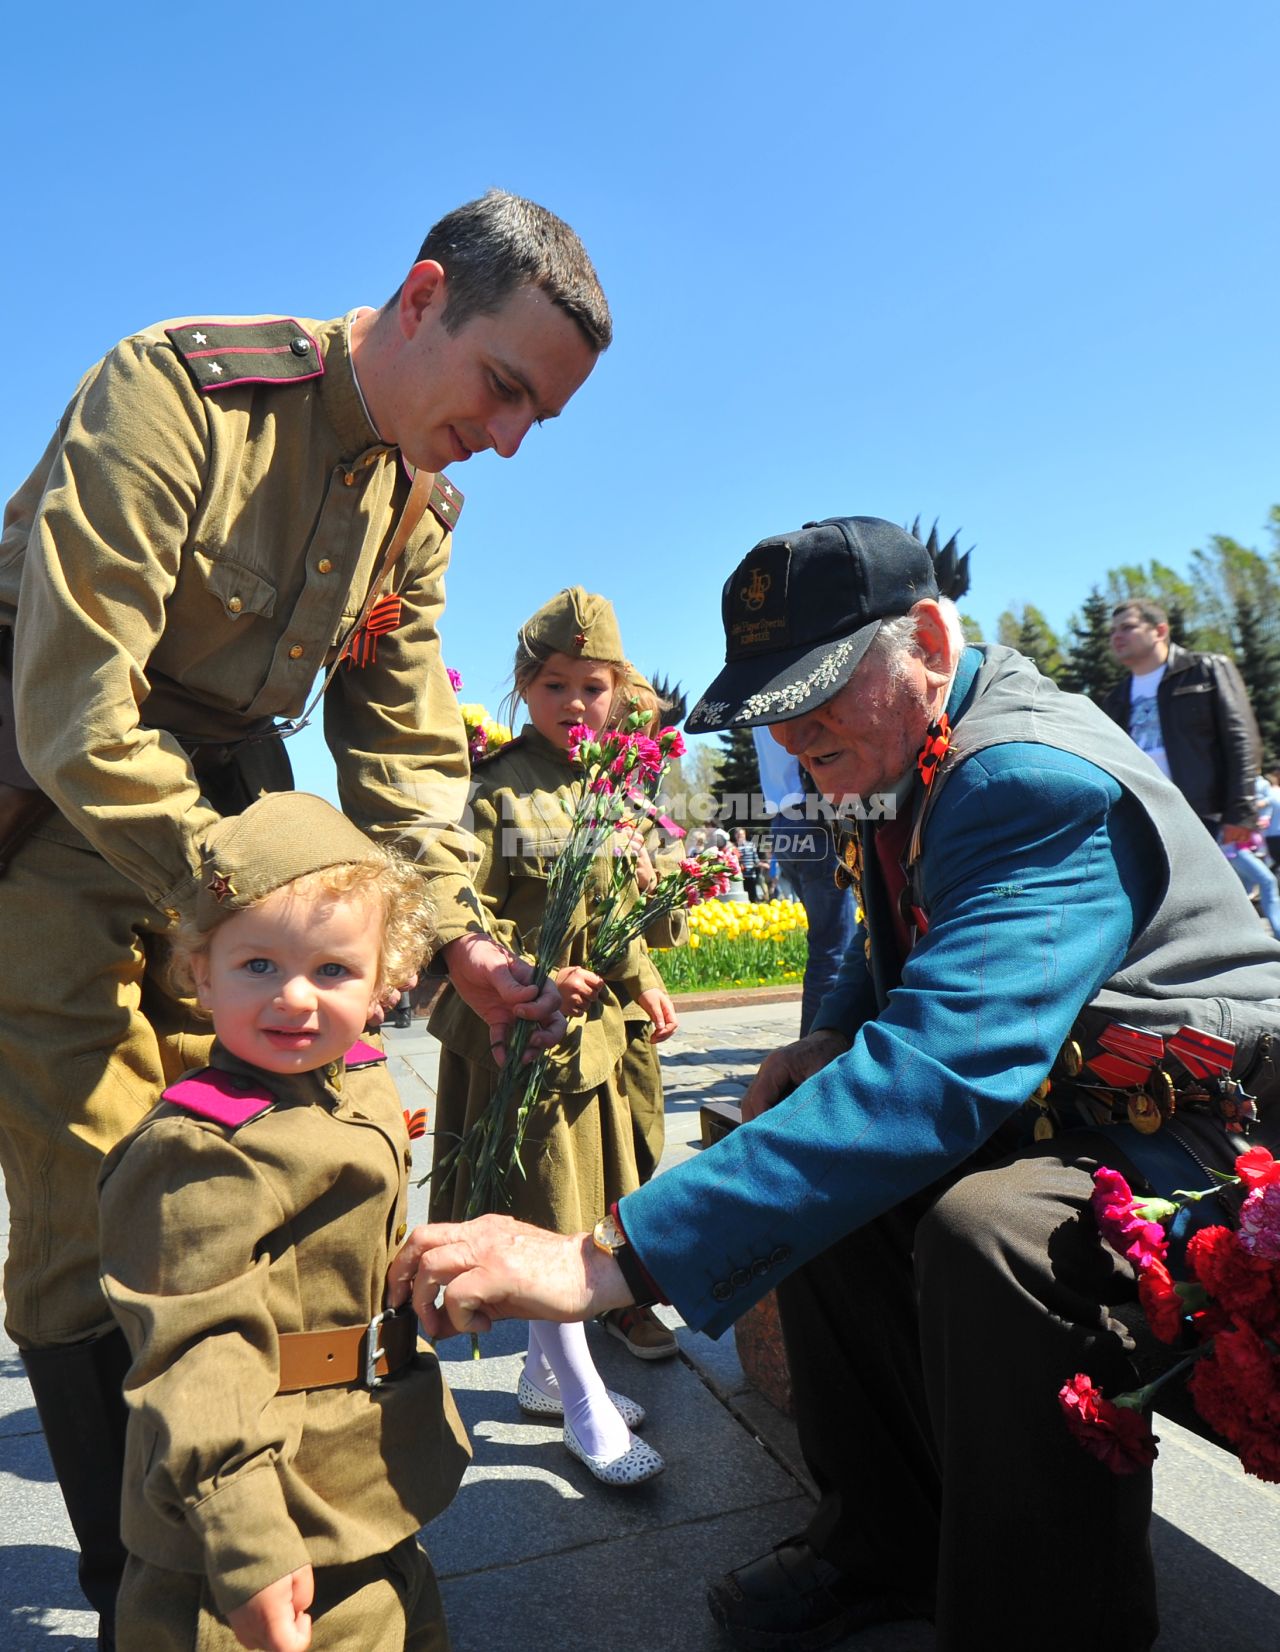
[594,1214,624,1253]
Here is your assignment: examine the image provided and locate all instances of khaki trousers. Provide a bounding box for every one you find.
[0,819,211,1345]
[117,1537,450,1652]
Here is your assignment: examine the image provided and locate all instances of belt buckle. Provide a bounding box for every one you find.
[363,1309,389,1390]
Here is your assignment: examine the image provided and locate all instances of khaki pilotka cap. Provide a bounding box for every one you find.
[195,792,381,932]
[519,586,626,665]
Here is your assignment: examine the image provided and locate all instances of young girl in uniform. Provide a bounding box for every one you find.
[428,587,667,1486]
[98,792,469,1652]
[601,670,683,1360]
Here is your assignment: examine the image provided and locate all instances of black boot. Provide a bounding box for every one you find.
[21,1327,131,1651]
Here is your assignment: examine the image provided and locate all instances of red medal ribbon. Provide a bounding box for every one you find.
[343,592,403,670]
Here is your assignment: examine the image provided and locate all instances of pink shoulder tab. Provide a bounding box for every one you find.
[344,1038,388,1069]
[163,1069,276,1128]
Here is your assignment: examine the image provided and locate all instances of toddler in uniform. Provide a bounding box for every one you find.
[98,792,470,1652]
[429,588,667,1485]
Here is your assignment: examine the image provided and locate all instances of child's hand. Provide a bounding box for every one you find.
[227,1566,314,1651]
[555,965,604,1017]
[614,823,657,891]
[637,986,679,1043]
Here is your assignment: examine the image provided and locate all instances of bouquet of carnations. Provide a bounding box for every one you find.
[1058,1145,1280,1481]
[431,714,731,1218]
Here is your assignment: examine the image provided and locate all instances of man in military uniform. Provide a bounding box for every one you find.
[397,518,1280,1652]
[0,189,608,1646]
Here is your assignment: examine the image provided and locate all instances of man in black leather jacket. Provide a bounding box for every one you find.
[1103,599,1262,838]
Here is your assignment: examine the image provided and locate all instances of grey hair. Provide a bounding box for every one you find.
[868,598,965,684]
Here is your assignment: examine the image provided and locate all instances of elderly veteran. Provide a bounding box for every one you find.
[0,189,607,1648]
[394,516,1280,1652]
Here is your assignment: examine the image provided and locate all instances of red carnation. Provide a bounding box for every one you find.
[1186,1225,1280,1339]
[1057,1373,1159,1474]
[1137,1259,1185,1345]
[1235,1146,1280,1193]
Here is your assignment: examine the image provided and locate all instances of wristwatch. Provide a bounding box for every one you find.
[591,1213,627,1255]
[590,1211,659,1307]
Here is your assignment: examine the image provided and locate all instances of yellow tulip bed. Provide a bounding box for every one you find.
[652,897,808,994]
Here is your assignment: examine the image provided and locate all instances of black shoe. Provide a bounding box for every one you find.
[707,1540,931,1652]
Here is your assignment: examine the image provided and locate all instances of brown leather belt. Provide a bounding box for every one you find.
[276,1306,418,1394]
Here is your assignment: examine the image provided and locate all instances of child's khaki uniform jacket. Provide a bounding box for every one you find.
[99,1040,470,1621]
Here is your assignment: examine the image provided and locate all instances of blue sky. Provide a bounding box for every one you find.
[6,2,1277,795]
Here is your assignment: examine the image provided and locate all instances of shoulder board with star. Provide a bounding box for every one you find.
[162,1067,276,1129]
[427,473,464,532]
[165,318,324,394]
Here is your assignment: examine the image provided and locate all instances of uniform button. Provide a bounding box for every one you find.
[227,596,243,614]
[730,1268,750,1290]
[291,336,311,356]
[364,454,377,467]
[343,472,356,487]
[769,1245,791,1265]
[395,1222,407,1243]
[751,1258,770,1278]
[289,644,304,660]
[316,558,333,575]
[711,1280,732,1303]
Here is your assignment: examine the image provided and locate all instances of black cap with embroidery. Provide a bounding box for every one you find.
[685,516,940,733]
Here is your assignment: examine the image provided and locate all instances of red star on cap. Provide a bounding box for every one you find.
[207,870,237,903]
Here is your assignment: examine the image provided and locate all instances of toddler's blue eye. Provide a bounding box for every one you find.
[318,963,349,979]
[245,958,272,975]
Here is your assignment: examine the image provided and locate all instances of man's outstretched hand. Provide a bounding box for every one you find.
[441,934,567,1065]
[387,1216,633,1340]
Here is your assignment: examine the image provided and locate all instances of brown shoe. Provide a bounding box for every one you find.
[602,1304,679,1360]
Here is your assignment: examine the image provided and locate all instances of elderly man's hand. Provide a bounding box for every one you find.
[386,1216,633,1339]
[440,934,567,1065]
[741,1028,851,1122]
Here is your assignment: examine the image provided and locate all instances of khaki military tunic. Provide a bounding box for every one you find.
[98,1040,470,1623]
[0,314,479,1344]
[429,726,660,1230]
[619,850,689,1183]
[0,313,474,929]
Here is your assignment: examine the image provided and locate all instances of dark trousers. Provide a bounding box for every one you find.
[777,1137,1163,1652]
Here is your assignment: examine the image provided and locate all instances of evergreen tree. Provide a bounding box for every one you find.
[1234,594,1280,769]
[998,604,1064,679]
[1060,588,1124,700]
[716,725,771,831]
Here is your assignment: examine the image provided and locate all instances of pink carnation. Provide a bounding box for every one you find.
[634,736,663,773]
[660,727,686,758]
[589,775,614,796]
[446,667,463,692]
[1091,1167,1168,1271]
[566,723,593,761]
[1238,1182,1280,1262]
[679,859,702,878]
[468,728,488,760]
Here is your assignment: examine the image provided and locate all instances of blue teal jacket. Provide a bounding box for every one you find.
[618,650,1163,1337]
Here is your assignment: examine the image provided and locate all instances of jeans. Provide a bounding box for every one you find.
[1226,847,1280,939]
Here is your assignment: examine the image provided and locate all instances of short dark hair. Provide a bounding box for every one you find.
[415,190,612,352]
[1111,598,1167,627]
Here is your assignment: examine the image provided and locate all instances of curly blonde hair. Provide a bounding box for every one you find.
[170,848,434,1009]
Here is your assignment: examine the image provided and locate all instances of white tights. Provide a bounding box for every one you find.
[524,1320,631,1458]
